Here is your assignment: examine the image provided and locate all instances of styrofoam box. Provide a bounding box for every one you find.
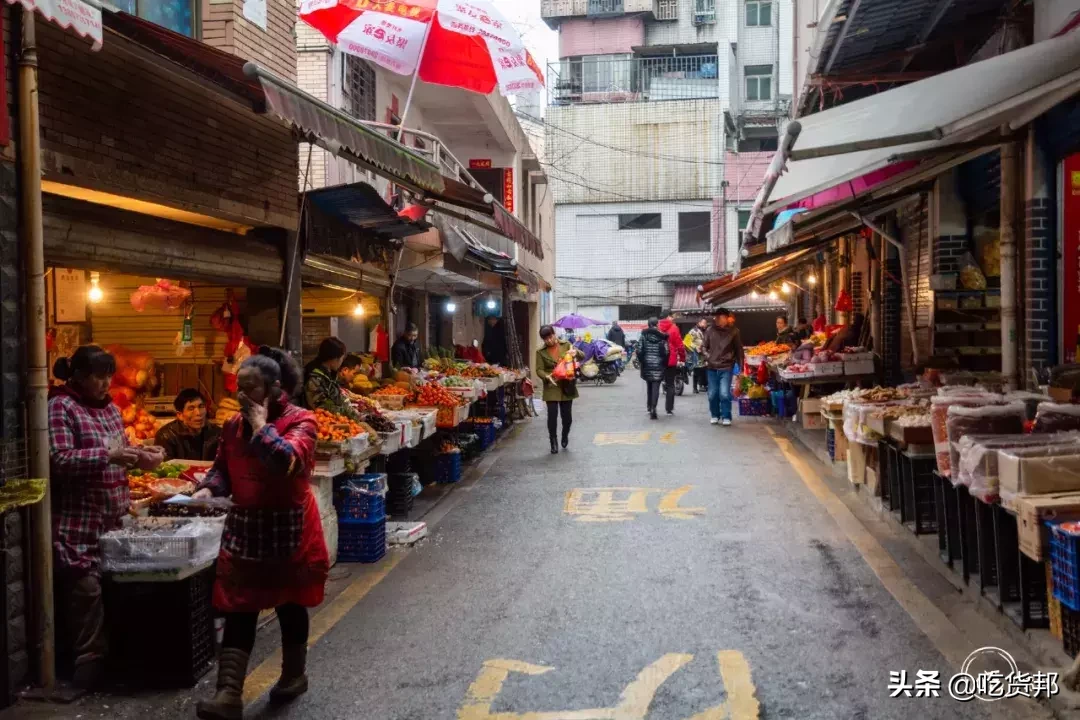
[314,455,345,477]
[845,359,875,376]
[321,510,339,567]
[310,474,335,519]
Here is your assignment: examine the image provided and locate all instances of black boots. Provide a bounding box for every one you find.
[196,649,250,720]
[550,437,559,454]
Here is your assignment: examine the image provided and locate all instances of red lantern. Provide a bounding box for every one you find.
[834,290,853,313]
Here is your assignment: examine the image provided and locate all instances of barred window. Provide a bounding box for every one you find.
[344,56,377,122]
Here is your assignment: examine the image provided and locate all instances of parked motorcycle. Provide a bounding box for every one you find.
[579,358,620,386]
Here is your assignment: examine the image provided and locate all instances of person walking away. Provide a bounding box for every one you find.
[482,316,508,367]
[657,314,687,415]
[193,347,329,720]
[50,346,165,690]
[607,321,626,349]
[535,325,583,454]
[304,337,361,421]
[391,323,422,369]
[685,319,707,393]
[703,309,745,427]
[638,318,669,420]
[155,389,222,461]
[775,316,798,347]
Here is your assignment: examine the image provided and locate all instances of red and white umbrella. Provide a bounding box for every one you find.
[300,0,544,98]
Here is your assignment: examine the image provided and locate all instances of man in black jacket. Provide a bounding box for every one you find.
[638,318,670,420]
[482,316,508,367]
[391,323,422,369]
[607,321,626,348]
[154,389,221,461]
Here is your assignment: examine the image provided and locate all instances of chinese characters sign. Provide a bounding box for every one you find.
[1063,153,1080,362]
[10,0,103,50]
[502,167,514,213]
[888,648,1059,702]
[469,159,493,169]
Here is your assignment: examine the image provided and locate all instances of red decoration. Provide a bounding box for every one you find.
[834,290,853,313]
[1064,152,1080,362]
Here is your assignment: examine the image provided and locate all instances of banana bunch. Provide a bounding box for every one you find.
[215,397,241,425]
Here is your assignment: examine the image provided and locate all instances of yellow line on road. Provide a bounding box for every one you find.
[242,549,406,703]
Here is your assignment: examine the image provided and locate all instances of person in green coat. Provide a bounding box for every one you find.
[535,325,583,455]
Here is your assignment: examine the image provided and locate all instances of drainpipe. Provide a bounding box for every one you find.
[837,236,849,325]
[18,10,54,690]
[1001,138,1019,390]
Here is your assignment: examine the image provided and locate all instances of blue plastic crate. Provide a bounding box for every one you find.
[827,428,836,460]
[435,452,463,484]
[463,421,496,450]
[1049,521,1080,611]
[338,518,387,564]
[335,474,387,521]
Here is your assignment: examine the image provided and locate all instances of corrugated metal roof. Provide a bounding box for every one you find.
[306,182,429,240]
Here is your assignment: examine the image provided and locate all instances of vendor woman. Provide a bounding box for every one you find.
[49,345,164,689]
[303,337,360,421]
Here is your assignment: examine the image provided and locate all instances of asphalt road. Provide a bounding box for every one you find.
[14,377,1049,720]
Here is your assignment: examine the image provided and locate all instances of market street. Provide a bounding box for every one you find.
[11,379,1056,720]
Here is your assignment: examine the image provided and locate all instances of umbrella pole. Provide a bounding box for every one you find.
[396,19,435,144]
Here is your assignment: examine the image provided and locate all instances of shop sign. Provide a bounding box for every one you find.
[502,168,513,212]
[469,159,493,169]
[53,268,87,323]
[1063,153,1080,362]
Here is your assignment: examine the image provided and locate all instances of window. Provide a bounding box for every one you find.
[343,56,377,122]
[737,210,752,230]
[568,54,634,94]
[618,213,662,230]
[114,0,196,37]
[745,65,773,101]
[678,212,712,253]
[738,136,779,152]
[746,0,772,27]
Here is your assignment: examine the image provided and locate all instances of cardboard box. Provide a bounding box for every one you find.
[800,398,823,415]
[865,467,880,496]
[847,446,867,485]
[1050,386,1074,403]
[833,427,850,462]
[998,447,1080,497]
[1015,492,1080,561]
[802,412,826,430]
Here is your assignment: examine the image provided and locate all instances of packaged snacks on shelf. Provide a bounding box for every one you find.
[946,402,1026,482]
[999,445,1080,501]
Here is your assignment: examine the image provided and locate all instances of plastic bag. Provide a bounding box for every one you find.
[552,352,577,381]
[931,393,1000,478]
[959,433,1080,501]
[1004,391,1051,421]
[580,360,600,379]
[946,402,1025,484]
[130,280,191,313]
[999,445,1080,502]
[958,252,987,290]
[1034,403,1080,434]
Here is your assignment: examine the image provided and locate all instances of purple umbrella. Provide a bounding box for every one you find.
[553,314,605,330]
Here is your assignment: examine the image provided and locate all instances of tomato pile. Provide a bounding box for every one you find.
[414,383,467,408]
[313,408,363,443]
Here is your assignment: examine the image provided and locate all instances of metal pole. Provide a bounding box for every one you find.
[1001,139,1020,390]
[737,121,801,271]
[396,19,434,143]
[19,10,54,690]
[837,236,849,325]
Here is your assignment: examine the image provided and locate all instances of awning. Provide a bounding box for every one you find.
[671,285,705,313]
[700,243,826,306]
[304,182,429,241]
[100,12,446,197]
[672,284,787,315]
[450,226,517,276]
[770,30,1080,211]
[8,0,102,49]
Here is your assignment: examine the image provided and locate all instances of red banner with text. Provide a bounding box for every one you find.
[1063,153,1080,362]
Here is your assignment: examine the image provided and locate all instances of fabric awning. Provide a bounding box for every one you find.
[769,30,1080,211]
[8,0,102,49]
[671,285,704,313]
[700,243,825,306]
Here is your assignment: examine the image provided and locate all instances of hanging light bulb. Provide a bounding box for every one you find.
[750,289,759,299]
[781,282,791,294]
[769,290,778,301]
[807,273,817,286]
[88,272,103,303]
[486,298,497,310]
[445,301,458,313]
[352,299,365,317]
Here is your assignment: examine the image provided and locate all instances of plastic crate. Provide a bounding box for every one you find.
[435,452,463,484]
[103,565,215,688]
[1049,521,1080,611]
[826,428,836,460]
[334,474,387,522]
[738,398,770,417]
[1063,605,1080,658]
[338,518,387,564]
[462,421,497,450]
[387,473,418,517]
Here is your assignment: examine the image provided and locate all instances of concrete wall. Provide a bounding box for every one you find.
[559,16,645,57]
[645,0,727,46]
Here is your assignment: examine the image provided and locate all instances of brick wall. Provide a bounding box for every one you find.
[898,197,932,371]
[203,0,297,81]
[1026,197,1053,370]
[35,20,298,229]
[933,234,968,274]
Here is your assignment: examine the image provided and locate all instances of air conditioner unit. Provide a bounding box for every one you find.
[693,11,716,25]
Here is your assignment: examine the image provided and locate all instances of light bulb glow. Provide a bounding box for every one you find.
[486,299,497,310]
[781,282,790,294]
[750,290,759,299]
[769,290,778,300]
[445,302,457,313]
[808,274,817,285]
[88,273,103,303]
[353,301,365,317]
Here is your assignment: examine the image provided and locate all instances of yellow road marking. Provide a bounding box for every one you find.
[657,486,705,519]
[659,432,679,445]
[717,650,759,719]
[767,428,971,667]
[242,551,406,703]
[564,486,704,522]
[593,432,651,446]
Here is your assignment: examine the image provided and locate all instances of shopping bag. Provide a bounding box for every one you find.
[552,353,577,381]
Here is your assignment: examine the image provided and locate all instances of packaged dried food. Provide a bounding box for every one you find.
[1004,391,1052,421]
[946,403,1025,483]
[1033,403,1080,434]
[958,252,987,290]
[999,445,1080,501]
[930,394,1000,477]
[957,433,1080,501]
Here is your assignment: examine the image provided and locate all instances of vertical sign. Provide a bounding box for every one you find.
[54,268,87,323]
[503,168,514,213]
[1063,153,1080,362]
[243,0,268,29]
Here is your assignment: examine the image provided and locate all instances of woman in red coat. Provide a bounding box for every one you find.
[194,347,329,720]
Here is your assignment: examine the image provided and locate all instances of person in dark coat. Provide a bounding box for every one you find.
[155,389,222,461]
[606,322,626,349]
[638,318,670,420]
[391,323,421,369]
[482,316,508,367]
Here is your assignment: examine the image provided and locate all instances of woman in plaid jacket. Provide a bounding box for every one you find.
[195,347,329,720]
[49,345,164,690]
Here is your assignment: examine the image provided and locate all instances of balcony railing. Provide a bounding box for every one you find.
[693,0,716,24]
[548,55,720,106]
[587,0,623,16]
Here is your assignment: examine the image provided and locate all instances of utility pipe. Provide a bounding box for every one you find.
[851,212,921,366]
[1000,139,1019,390]
[18,10,54,690]
[738,121,801,272]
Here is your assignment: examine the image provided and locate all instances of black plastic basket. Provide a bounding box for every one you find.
[1063,605,1080,658]
[104,565,216,688]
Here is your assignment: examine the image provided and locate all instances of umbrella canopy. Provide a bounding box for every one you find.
[553,314,605,330]
[299,0,544,97]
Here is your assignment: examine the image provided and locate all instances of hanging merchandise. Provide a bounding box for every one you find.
[211,289,256,394]
[756,360,769,386]
[370,323,390,363]
[130,279,192,313]
[834,290,853,313]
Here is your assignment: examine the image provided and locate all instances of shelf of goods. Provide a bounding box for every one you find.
[932,288,1002,371]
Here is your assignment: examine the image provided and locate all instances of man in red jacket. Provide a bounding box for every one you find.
[657,314,687,416]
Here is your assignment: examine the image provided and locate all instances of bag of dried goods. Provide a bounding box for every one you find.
[958,433,1080,501]
[931,393,1000,478]
[946,402,1025,483]
[958,252,987,290]
[998,445,1080,501]
[1005,391,1051,422]
[1033,403,1080,434]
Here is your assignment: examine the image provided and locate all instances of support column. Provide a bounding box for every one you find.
[1001,140,1020,390]
[281,230,303,357]
[837,236,849,324]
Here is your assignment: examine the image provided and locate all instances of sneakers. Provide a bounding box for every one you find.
[722,419,732,427]
[710,418,720,425]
